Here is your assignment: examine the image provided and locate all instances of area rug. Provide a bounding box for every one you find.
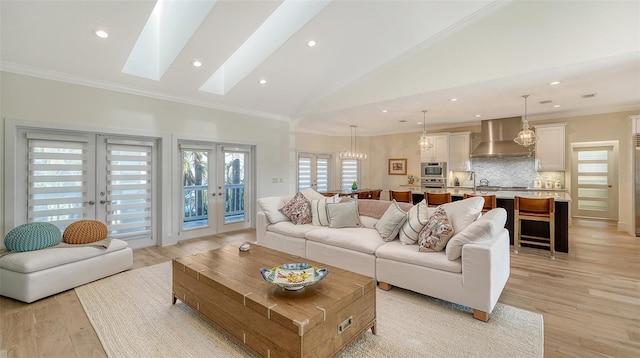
[75,262,543,357]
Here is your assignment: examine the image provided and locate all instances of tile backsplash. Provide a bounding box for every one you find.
[451,156,565,189]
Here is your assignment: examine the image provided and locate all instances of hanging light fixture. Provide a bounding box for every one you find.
[514,95,537,147]
[418,110,433,151]
[339,125,368,160]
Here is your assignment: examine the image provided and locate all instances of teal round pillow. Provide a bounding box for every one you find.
[4,222,62,252]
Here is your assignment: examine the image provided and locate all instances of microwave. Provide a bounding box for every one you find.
[421,162,446,177]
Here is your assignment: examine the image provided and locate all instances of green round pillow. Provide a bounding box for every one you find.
[4,222,62,252]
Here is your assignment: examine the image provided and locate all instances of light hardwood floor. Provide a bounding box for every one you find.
[1,222,639,357]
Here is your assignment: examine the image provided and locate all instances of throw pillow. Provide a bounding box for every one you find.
[63,220,108,244]
[374,200,407,242]
[446,208,507,260]
[417,205,454,252]
[257,196,292,224]
[4,222,62,252]
[279,192,312,225]
[300,188,326,201]
[311,194,341,226]
[399,199,429,244]
[440,197,484,235]
[326,201,361,228]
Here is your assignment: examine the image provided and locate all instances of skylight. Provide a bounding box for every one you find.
[122,0,217,81]
[199,0,330,96]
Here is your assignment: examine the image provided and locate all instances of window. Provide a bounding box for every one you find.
[341,159,359,191]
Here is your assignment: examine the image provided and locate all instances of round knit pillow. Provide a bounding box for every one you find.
[4,222,62,252]
[63,220,108,244]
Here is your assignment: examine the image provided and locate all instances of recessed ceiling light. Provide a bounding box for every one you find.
[95,30,109,39]
[381,109,388,113]
[449,98,458,102]
[259,79,267,85]
[307,40,317,47]
[553,104,561,108]
[548,81,561,85]
[192,60,202,67]
[475,114,482,118]
[398,119,408,123]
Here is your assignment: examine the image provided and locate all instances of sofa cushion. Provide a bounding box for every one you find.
[399,199,429,244]
[279,192,312,225]
[357,199,412,219]
[375,241,462,273]
[326,201,361,228]
[4,222,62,252]
[446,208,507,260]
[63,220,108,244]
[305,227,385,255]
[418,206,454,252]
[441,197,484,234]
[0,238,129,273]
[258,196,292,224]
[267,221,317,239]
[311,194,341,226]
[374,200,407,242]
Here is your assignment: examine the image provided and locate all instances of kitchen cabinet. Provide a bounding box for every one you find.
[448,132,471,171]
[535,124,566,171]
[420,134,449,163]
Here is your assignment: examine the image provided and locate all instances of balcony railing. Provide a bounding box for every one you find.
[183,184,245,223]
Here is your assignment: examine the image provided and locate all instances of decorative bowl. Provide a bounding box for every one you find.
[260,263,329,291]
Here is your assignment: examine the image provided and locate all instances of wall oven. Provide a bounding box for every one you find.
[421,162,447,189]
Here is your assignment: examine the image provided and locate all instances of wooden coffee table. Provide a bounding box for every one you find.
[172,244,376,358]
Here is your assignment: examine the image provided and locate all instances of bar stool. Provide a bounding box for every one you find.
[424,192,452,207]
[514,196,555,259]
[389,190,412,203]
[463,193,497,213]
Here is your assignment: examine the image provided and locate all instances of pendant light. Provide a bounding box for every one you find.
[339,125,368,160]
[514,95,537,147]
[418,110,433,151]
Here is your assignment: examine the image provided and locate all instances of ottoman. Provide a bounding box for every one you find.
[0,239,133,303]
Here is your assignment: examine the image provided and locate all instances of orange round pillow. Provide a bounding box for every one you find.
[63,220,108,244]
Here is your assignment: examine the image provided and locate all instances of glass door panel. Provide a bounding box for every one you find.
[572,145,617,219]
[181,147,213,237]
[218,146,251,232]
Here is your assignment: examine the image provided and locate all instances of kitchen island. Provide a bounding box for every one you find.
[412,187,571,253]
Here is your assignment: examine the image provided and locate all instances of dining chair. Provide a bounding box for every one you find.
[370,189,382,200]
[389,190,412,203]
[357,191,372,199]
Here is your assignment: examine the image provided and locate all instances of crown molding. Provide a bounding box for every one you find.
[0,61,290,122]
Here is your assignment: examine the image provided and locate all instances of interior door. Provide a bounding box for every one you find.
[571,144,618,220]
[217,145,252,233]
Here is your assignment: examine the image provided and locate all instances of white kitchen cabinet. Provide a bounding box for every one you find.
[420,134,449,163]
[535,123,566,171]
[448,132,471,171]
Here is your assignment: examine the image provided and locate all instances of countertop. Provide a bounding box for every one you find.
[416,187,572,202]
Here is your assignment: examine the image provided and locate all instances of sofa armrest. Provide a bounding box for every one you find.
[461,228,510,313]
[256,211,268,244]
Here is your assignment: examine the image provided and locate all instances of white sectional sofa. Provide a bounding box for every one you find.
[256,193,510,321]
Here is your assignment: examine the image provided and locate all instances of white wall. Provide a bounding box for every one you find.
[1,72,294,247]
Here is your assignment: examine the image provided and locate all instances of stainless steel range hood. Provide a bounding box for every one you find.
[469,117,533,158]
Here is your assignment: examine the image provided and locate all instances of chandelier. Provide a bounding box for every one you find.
[339,125,368,160]
[514,95,537,147]
[418,110,433,150]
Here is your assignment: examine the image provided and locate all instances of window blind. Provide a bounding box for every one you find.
[341,159,358,191]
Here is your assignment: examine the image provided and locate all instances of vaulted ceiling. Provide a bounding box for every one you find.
[2,0,639,136]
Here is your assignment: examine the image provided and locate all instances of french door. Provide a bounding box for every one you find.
[17,130,157,248]
[179,142,252,239]
[571,143,618,220]
[297,153,330,191]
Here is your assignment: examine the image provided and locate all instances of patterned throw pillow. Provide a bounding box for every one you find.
[279,192,312,225]
[418,205,454,252]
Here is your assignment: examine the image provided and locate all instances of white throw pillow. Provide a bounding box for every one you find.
[326,201,361,228]
[374,200,407,242]
[399,199,429,244]
[311,194,341,226]
[440,197,484,234]
[257,196,292,224]
[446,208,507,260]
[300,188,325,201]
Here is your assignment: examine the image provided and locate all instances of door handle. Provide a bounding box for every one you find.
[84,200,95,205]
[211,193,216,196]
[218,192,223,196]
[99,200,112,204]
